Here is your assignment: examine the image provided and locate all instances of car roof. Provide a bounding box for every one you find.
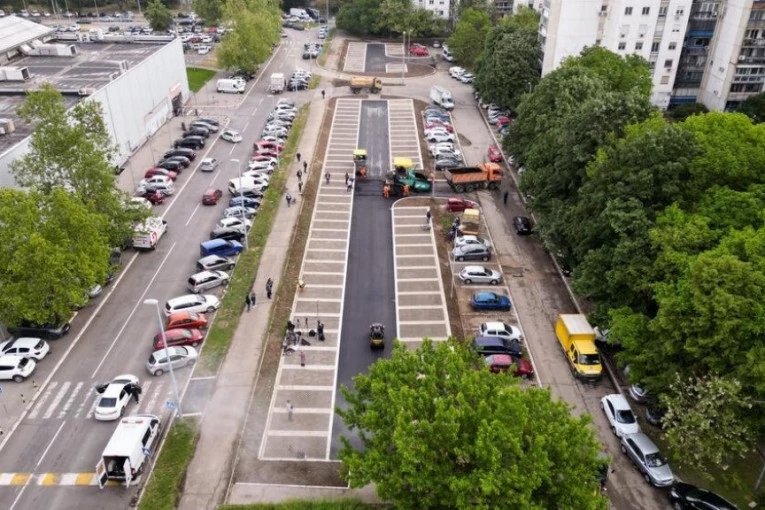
[462,265,488,272]
[1,337,40,349]
[168,294,203,306]
[475,292,500,299]
[0,355,25,365]
[625,432,659,453]
[606,393,632,410]
[482,321,510,330]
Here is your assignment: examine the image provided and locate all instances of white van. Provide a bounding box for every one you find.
[96,414,161,488]
[217,78,245,94]
[228,176,267,196]
[443,47,454,62]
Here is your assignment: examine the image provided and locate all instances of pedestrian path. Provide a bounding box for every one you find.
[258,99,360,461]
[392,205,451,349]
[22,379,171,422]
[342,42,367,73]
[387,99,424,170]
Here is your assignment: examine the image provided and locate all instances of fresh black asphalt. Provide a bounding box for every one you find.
[364,43,393,73]
[331,100,395,456]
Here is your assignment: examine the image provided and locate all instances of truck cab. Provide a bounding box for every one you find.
[555,314,602,382]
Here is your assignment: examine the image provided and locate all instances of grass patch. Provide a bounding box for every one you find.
[317,29,336,66]
[309,75,321,90]
[138,417,199,510]
[219,499,382,510]
[187,67,217,92]
[197,106,310,376]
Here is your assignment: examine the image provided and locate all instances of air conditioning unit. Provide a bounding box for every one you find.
[78,87,96,96]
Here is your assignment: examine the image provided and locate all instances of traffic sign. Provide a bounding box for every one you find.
[165,399,176,410]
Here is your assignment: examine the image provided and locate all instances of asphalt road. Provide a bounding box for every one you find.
[364,43,389,73]
[0,30,313,509]
[330,101,394,456]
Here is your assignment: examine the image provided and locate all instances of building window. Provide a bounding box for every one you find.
[659,6,667,17]
[661,75,670,84]
[625,6,633,15]
[636,42,643,50]
[651,42,660,52]
[619,42,627,50]
[675,8,685,16]
[601,4,608,12]
[672,24,681,33]
[642,6,650,15]
[649,61,656,70]
[664,59,673,68]
[669,42,677,50]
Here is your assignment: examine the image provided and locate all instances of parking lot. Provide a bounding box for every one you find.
[388,99,424,170]
[342,42,367,73]
[258,99,359,460]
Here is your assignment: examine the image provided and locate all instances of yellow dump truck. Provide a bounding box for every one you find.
[555,314,602,382]
[461,208,480,236]
[349,76,382,94]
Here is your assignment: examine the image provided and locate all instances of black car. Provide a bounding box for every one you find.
[8,319,72,340]
[182,127,210,138]
[669,482,739,510]
[287,81,308,91]
[240,188,265,199]
[645,406,666,428]
[164,148,197,161]
[197,117,220,126]
[513,216,533,235]
[165,155,191,168]
[435,158,461,170]
[471,336,522,357]
[157,159,183,171]
[174,137,204,150]
[210,229,245,242]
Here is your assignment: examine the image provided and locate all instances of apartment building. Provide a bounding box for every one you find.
[539,0,691,109]
[671,0,719,105]
[412,0,454,18]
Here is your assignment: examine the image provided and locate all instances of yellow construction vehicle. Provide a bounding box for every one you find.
[349,76,382,94]
[353,149,368,177]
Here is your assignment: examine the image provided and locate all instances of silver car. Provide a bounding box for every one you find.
[197,255,235,271]
[146,346,198,376]
[187,270,230,293]
[620,432,674,487]
[223,205,257,219]
[459,265,502,285]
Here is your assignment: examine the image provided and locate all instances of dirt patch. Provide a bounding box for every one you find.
[457,133,472,147]
[235,99,346,487]
[337,39,349,72]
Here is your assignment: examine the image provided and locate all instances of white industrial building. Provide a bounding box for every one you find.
[539,0,691,109]
[411,0,454,19]
[0,15,189,188]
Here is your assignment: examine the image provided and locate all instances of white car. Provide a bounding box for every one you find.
[94,374,140,421]
[0,337,50,360]
[139,175,172,188]
[164,294,221,316]
[277,98,296,107]
[459,73,474,84]
[221,129,242,143]
[477,321,522,342]
[216,216,252,234]
[454,235,491,249]
[260,135,286,145]
[200,157,219,172]
[130,197,153,210]
[601,394,641,438]
[426,132,455,143]
[146,346,198,376]
[0,355,36,382]
[262,127,289,138]
[223,205,257,219]
[458,266,502,285]
[428,142,458,155]
[197,46,211,55]
[449,66,465,78]
[431,146,462,159]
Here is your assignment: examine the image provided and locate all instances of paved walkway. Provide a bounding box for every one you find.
[177,98,327,510]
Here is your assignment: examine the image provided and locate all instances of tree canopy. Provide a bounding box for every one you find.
[193,0,223,24]
[338,340,608,509]
[336,0,445,38]
[446,8,491,68]
[737,91,765,123]
[217,0,281,72]
[146,0,173,32]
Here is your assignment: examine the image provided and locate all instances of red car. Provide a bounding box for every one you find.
[202,188,223,205]
[484,354,534,378]
[409,46,429,56]
[254,141,284,153]
[153,328,205,350]
[166,311,209,330]
[446,197,478,212]
[145,167,178,180]
[493,116,511,126]
[139,189,165,205]
[487,145,503,163]
[425,122,454,133]
[255,149,279,159]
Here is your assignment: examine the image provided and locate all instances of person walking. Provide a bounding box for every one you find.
[245,293,252,312]
[426,209,432,224]
[303,161,308,173]
[347,178,353,192]
[403,184,410,196]
[325,171,331,184]
[250,291,256,308]
[298,180,303,193]
[321,89,325,99]
[345,172,349,185]
[297,169,302,180]
[286,400,294,421]
[266,278,273,299]
[503,190,509,206]
[383,185,390,198]
[286,192,292,207]
[299,350,306,367]
[133,384,142,404]
[296,152,301,162]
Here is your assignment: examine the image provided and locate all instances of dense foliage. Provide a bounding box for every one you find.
[217,0,282,73]
[146,0,173,31]
[336,0,446,38]
[338,340,608,509]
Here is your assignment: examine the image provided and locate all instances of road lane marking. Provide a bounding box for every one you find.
[85,397,99,420]
[185,203,201,226]
[133,380,152,415]
[27,382,59,420]
[144,384,162,415]
[90,241,178,379]
[57,381,83,419]
[42,382,71,420]
[10,420,66,510]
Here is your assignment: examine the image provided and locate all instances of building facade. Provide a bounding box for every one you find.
[412,0,454,18]
[539,0,691,109]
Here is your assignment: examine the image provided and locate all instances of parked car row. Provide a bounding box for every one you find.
[448,66,474,84]
[287,68,312,91]
[423,105,464,171]
[302,42,323,60]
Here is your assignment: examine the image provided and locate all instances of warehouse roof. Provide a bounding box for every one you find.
[0,15,54,55]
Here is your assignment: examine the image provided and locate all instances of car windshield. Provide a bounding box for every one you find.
[645,452,667,468]
[577,353,601,365]
[615,410,636,424]
[98,397,117,408]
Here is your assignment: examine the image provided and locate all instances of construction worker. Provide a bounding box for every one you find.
[383,185,390,198]
[403,184,410,196]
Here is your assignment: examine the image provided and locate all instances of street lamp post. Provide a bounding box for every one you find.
[231,158,247,250]
[143,299,183,417]
[402,31,406,85]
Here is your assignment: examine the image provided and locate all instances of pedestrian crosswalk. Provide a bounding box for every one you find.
[24,379,171,422]
[0,472,122,487]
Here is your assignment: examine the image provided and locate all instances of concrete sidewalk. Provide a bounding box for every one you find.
[177,99,326,510]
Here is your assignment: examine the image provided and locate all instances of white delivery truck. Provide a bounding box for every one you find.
[430,85,455,110]
[290,8,309,18]
[132,217,168,250]
[96,414,161,488]
[269,73,285,94]
[217,78,245,94]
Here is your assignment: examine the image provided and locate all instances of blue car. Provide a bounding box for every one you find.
[470,292,511,311]
[229,196,261,209]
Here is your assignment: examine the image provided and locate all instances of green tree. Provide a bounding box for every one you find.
[446,8,491,68]
[562,46,652,97]
[0,189,111,327]
[218,0,281,72]
[662,374,753,474]
[193,0,223,24]
[738,91,765,123]
[336,0,382,36]
[666,102,709,122]
[12,83,145,248]
[456,0,493,16]
[146,0,173,32]
[338,340,608,509]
